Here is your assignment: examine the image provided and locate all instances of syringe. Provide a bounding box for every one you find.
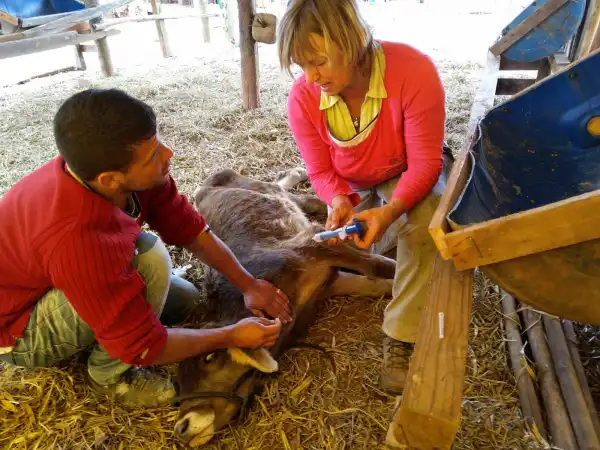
[312,219,366,242]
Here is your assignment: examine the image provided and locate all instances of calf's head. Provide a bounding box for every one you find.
[174,346,279,447]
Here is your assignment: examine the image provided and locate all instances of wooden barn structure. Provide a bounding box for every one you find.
[0,0,268,110]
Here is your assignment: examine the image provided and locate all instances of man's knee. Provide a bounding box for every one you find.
[132,232,172,316]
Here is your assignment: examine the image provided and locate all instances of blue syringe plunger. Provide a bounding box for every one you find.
[312,219,366,242]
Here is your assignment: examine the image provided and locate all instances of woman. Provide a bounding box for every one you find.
[278,0,450,395]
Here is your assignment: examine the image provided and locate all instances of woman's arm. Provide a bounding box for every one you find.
[391,56,446,211]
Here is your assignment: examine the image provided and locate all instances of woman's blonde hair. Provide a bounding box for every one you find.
[278,0,377,77]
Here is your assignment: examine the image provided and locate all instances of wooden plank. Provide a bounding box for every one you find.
[193,0,211,43]
[429,52,500,258]
[22,0,133,39]
[93,13,220,30]
[0,10,19,27]
[151,0,172,58]
[238,0,259,109]
[0,32,25,44]
[20,12,72,28]
[386,255,474,449]
[574,0,600,59]
[499,55,544,71]
[0,30,119,60]
[489,0,570,56]
[495,77,536,95]
[442,188,600,271]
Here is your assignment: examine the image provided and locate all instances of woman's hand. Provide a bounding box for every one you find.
[350,199,405,249]
[325,195,355,245]
[243,279,293,324]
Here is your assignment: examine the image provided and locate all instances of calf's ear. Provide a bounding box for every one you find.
[227,347,279,373]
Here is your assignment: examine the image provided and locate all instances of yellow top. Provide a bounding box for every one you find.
[320,46,387,143]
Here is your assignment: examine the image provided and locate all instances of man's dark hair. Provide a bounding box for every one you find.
[53,88,157,181]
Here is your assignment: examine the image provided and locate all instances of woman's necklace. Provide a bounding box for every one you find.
[353,116,360,130]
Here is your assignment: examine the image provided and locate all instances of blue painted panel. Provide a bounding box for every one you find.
[501,0,586,61]
[449,49,600,227]
[0,0,83,19]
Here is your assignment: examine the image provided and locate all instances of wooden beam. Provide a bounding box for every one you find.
[0,29,120,60]
[151,0,172,58]
[574,0,600,59]
[495,77,536,95]
[22,0,133,39]
[0,10,19,27]
[489,0,570,56]
[193,0,211,43]
[429,52,500,258]
[386,255,474,449]
[93,13,220,30]
[19,12,72,28]
[499,55,544,71]
[443,188,600,271]
[238,0,259,110]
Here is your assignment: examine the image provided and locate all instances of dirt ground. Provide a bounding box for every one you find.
[0,0,576,449]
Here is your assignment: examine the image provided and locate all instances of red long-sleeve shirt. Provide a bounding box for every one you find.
[0,156,206,366]
[287,40,446,211]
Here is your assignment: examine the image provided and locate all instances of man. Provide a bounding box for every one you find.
[0,88,292,408]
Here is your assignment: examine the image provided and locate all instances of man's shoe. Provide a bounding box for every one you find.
[88,367,176,408]
[379,336,414,395]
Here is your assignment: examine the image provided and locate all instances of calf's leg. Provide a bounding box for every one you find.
[327,272,393,298]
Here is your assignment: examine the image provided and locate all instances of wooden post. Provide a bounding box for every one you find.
[562,320,600,439]
[84,0,114,76]
[238,0,259,110]
[522,307,574,448]
[501,293,547,440]
[386,255,474,450]
[151,0,172,58]
[544,316,600,450]
[193,0,211,43]
[74,44,87,70]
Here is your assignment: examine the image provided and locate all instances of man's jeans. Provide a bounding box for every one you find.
[0,232,200,386]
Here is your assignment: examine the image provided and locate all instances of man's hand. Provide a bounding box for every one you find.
[350,199,405,249]
[243,279,292,324]
[325,195,355,245]
[229,317,282,348]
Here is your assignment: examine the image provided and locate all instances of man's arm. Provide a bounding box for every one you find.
[185,229,292,323]
[153,316,282,365]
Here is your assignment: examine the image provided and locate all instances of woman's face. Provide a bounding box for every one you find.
[295,33,353,96]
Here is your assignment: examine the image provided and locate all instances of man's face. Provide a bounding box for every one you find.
[121,134,173,191]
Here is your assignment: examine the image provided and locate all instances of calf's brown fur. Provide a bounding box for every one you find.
[173,168,396,448]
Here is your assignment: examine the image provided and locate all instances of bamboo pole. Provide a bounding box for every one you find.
[562,320,600,439]
[523,308,577,449]
[544,316,600,450]
[501,292,547,440]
